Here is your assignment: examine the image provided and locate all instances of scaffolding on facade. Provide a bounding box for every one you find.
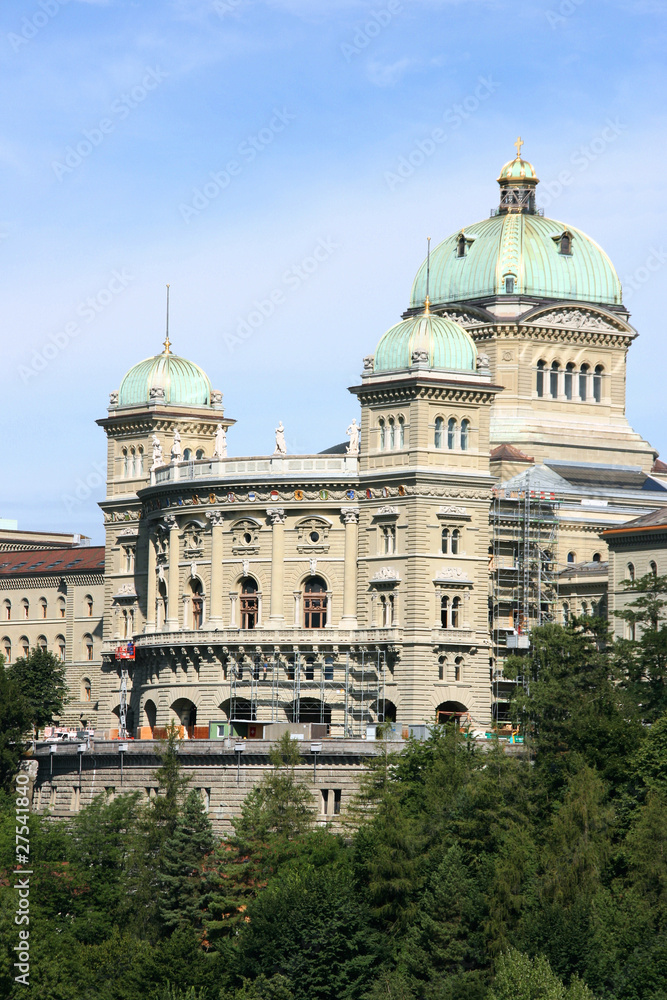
[491,475,560,721]
[228,647,388,737]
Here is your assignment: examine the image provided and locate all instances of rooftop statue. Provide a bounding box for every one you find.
[213,423,227,459]
[346,418,360,455]
[151,434,164,471]
[274,421,287,455]
[171,429,182,465]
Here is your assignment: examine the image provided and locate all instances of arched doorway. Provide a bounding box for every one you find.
[219,697,254,722]
[435,700,469,726]
[144,699,157,729]
[287,698,331,726]
[171,698,197,728]
[303,576,328,628]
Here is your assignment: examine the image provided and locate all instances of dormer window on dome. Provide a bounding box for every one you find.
[455,232,475,258]
[503,274,516,294]
[553,230,573,255]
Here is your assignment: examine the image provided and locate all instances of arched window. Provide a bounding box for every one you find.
[388,417,395,449]
[567,551,576,563]
[454,656,463,681]
[196,448,205,460]
[39,598,47,619]
[434,417,443,449]
[579,363,589,401]
[55,635,65,660]
[563,602,569,625]
[324,656,334,681]
[22,599,29,620]
[190,579,204,630]
[650,561,658,577]
[380,594,395,626]
[593,365,603,403]
[137,446,144,476]
[457,234,467,258]
[581,601,588,617]
[2,637,10,663]
[592,552,601,563]
[122,448,129,477]
[627,562,635,582]
[183,448,192,461]
[83,634,94,661]
[536,360,546,398]
[398,416,405,449]
[85,595,93,617]
[382,525,396,555]
[158,581,167,629]
[57,597,66,618]
[441,595,449,629]
[3,600,10,621]
[379,418,386,451]
[441,528,450,554]
[130,447,136,477]
[451,597,461,628]
[19,636,29,658]
[81,678,92,702]
[305,656,315,681]
[451,529,460,555]
[447,417,457,450]
[550,361,560,399]
[37,635,47,651]
[559,233,571,255]
[565,362,575,400]
[504,275,515,294]
[460,419,470,451]
[240,577,258,630]
[303,576,328,629]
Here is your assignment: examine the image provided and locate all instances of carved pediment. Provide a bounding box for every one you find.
[523,305,630,334]
[434,567,471,584]
[370,566,401,584]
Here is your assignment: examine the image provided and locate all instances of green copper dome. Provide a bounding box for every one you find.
[410,214,622,307]
[374,310,477,373]
[118,350,212,407]
[410,152,622,307]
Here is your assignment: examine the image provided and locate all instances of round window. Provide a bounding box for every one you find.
[309,531,320,543]
[243,532,252,545]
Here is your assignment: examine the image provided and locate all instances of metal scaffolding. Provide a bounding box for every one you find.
[227,647,388,737]
[491,475,560,721]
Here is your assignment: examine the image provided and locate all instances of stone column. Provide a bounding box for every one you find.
[207,511,225,626]
[164,515,181,631]
[340,508,360,627]
[145,529,157,633]
[267,508,286,626]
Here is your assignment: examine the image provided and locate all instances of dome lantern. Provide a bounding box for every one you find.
[497,137,539,215]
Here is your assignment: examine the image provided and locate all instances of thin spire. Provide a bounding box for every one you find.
[163,284,171,354]
[424,236,431,313]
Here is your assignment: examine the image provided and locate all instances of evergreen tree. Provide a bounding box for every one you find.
[488,950,594,1000]
[614,572,667,722]
[158,788,215,935]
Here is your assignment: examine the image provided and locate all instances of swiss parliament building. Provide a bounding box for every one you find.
[3,146,667,741]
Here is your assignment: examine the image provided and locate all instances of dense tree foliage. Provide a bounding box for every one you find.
[2,621,667,998]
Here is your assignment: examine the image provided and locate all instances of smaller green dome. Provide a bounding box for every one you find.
[498,156,538,182]
[373,309,477,373]
[118,350,212,407]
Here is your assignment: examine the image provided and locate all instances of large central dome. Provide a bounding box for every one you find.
[410,154,622,308]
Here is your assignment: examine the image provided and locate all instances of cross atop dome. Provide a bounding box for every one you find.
[514,135,524,158]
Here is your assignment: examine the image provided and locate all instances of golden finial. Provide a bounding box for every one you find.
[424,295,431,315]
[163,284,171,355]
[514,135,524,159]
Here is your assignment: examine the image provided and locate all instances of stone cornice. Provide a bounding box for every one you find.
[0,571,103,590]
[97,412,235,436]
[351,381,502,405]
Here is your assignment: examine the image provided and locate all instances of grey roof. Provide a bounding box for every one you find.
[559,560,609,579]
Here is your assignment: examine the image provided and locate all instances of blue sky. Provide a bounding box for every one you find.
[1,0,666,543]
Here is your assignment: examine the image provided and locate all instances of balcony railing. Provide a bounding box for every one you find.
[102,626,402,655]
[151,454,359,486]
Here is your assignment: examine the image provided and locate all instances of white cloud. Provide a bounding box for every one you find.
[366,57,412,87]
